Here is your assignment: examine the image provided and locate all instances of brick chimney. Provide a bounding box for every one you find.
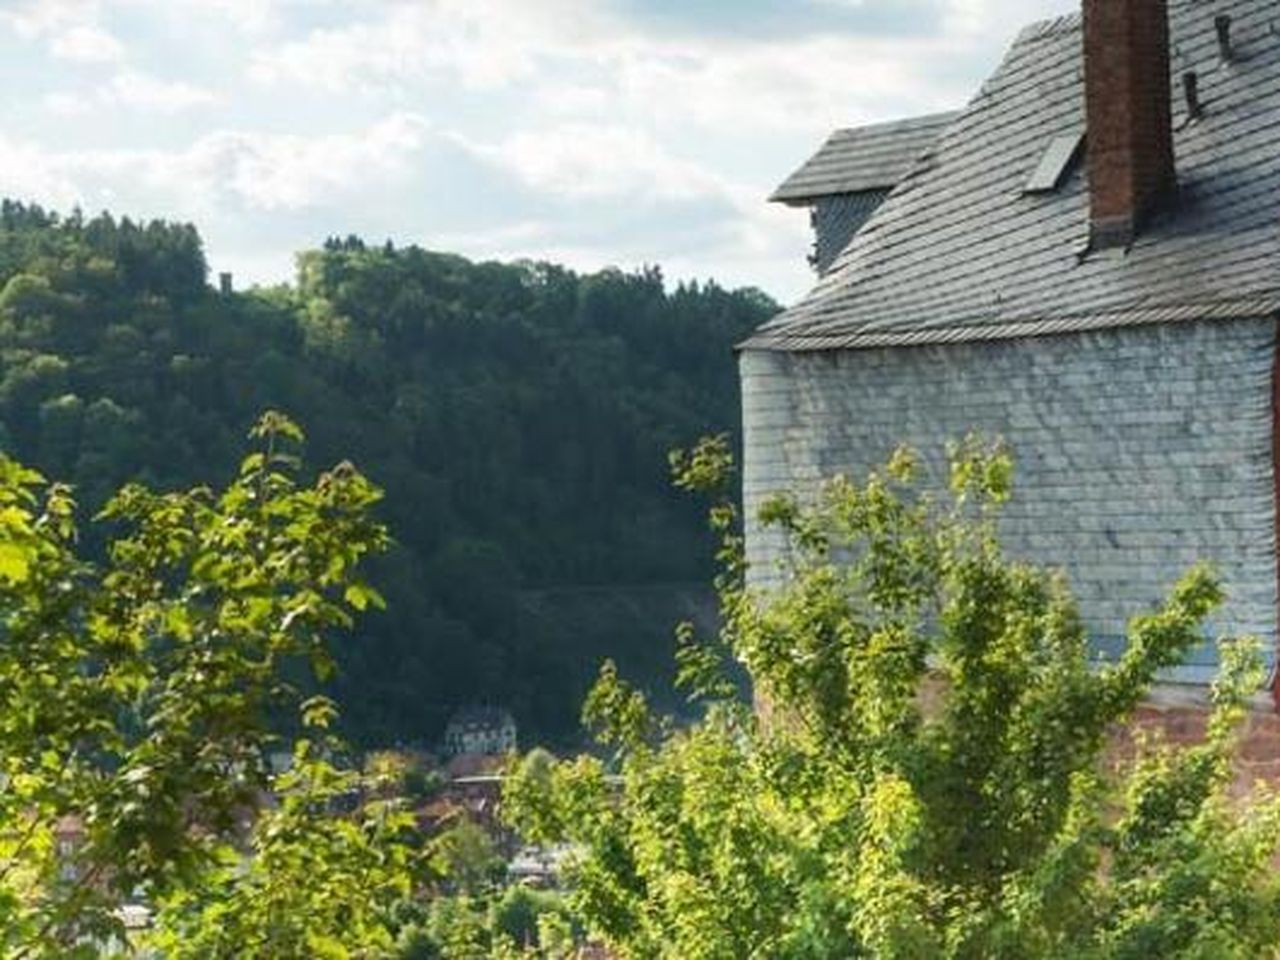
[1082,0,1177,249]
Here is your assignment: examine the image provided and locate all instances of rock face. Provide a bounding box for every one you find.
[741,316,1278,684]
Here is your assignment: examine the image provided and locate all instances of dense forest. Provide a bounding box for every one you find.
[0,200,775,746]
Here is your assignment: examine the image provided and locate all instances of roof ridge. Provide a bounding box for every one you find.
[1015,11,1082,45]
[827,111,960,138]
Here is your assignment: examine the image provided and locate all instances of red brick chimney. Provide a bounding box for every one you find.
[1082,0,1177,249]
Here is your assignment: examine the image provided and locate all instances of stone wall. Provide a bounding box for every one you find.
[739,317,1279,682]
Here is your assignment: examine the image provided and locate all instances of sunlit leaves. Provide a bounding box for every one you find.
[149,720,424,960]
[0,413,388,957]
[506,437,1280,959]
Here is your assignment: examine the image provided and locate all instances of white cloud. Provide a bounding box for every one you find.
[0,138,84,209]
[46,70,218,115]
[459,123,730,203]
[0,112,434,217]
[5,0,125,63]
[164,0,283,35]
[201,112,434,212]
[118,0,345,38]
[244,0,1006,142]
[247,0,629,94]
[605,33,956,137]
[48,22,124,62]
[109,70,217,111]
[445,116,816,297]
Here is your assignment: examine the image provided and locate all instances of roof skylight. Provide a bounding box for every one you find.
[1024,131,1084,194]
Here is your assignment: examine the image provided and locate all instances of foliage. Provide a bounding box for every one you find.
[430,819,505,896]
[0,412,388,957]
[490,885,575,951]
[0,411,568,957]
[0,201,775,746]
[404,768,446,804]
[148,722,424,959]
[505,437,1280,959]
[382,886,577,960]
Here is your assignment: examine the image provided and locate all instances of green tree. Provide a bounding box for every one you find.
[505,437,1280,959]
[430,819,505,897]
[395,887,577,960]
[490,885,575,954]
[0,412,388,957]
[148,712,424,959]
[0,202,778,747]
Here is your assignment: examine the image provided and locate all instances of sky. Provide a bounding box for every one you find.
[0,0,1075,304]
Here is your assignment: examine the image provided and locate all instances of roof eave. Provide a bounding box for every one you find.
[739,296,1280,353]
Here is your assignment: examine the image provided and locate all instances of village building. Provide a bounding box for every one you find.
[743,0,1280,749]
[441,705,518,759]
[508,843,576,889]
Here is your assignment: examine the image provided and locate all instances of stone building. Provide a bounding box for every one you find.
[742,0,1280,735]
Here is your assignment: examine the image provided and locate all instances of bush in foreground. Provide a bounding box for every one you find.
[505,437,1280,959]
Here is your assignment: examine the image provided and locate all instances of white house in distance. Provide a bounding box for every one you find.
[743,0,1280,707]
[442,706,518,758]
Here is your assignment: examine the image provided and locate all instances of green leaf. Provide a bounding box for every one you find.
[0,541,31,583]
[343,582,385,612]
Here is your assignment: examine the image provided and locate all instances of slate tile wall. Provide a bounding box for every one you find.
[740,318,1279,681]
[811,192,886,276]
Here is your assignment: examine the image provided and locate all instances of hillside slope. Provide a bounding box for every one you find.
[0,202,774,744]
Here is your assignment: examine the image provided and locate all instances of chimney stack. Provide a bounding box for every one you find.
[1082,0,1177,249]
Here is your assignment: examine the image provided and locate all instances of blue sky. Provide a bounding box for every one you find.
[0,0,1073,303]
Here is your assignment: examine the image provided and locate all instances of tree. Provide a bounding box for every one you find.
[430,819,505,897]
[148,715,425,959]
[394,886,577,960]
[0,202,779,748]
[490,885,576,955]
[504,436,1280,959]
[0,412,389,957]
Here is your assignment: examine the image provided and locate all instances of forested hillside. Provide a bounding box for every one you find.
[0,200,775,745]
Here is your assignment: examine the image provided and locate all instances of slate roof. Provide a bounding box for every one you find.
[769,112,959,204]
[746,0,1280,351]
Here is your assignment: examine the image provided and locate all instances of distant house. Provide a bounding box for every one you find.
[54,815,84,883]
[744,0,1280,711]
[508,843,576,888]
[442,706,517,758]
